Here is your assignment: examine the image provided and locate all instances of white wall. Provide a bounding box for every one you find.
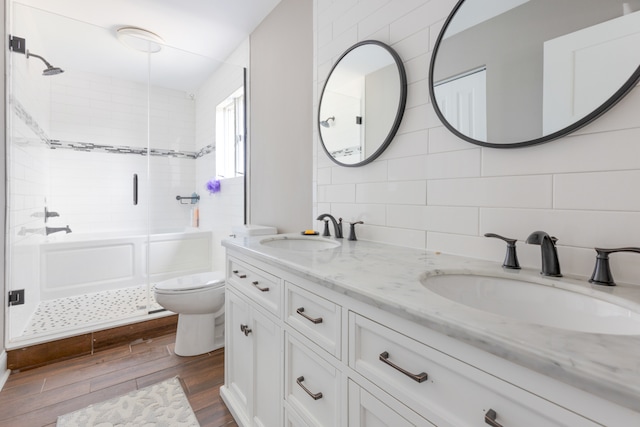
[249,0,313,233]
[313,0,640,284]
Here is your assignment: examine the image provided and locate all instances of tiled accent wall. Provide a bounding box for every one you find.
[313,0,640,284]
[38,70,198,234]
[12,64,247,237]
[50,71,196,151]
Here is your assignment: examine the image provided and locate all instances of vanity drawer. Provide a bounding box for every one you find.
[285,282,341,359]
[349,313,599,427]
[227,257,282,316]
[285,333,341,427]
[348,379,434,426]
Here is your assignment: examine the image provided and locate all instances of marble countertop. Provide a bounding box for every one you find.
[222,234,640,412]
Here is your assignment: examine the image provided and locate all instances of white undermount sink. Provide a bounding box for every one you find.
[420,274,640,335]
[259,235,341,251]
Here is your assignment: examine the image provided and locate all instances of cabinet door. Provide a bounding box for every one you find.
[348,380,434,427]
[225,289,253,426]
[253,307,281,427]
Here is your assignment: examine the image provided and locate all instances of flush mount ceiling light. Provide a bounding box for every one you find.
[116,26,164,53]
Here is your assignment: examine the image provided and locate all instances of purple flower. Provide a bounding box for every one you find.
[206,179,221,194]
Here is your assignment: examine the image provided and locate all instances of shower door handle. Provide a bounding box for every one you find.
[133,174,138,205]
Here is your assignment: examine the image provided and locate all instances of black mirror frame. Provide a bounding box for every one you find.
[428,0,640,149]
[318,40,407,166]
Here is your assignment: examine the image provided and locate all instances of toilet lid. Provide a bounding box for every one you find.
[155,271,225,292]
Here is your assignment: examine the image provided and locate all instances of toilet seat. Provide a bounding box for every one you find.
[154,271,225,294]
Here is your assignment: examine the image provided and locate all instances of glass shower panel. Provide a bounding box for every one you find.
[6,4,151,345]
[146,45,246,288]
[146,45,223,290]
[6,4,247,347]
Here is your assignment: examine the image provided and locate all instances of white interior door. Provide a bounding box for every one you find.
[543,11,640,133]
[433,68,487,140]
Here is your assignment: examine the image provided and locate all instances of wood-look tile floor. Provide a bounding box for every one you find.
[0,333,236,427]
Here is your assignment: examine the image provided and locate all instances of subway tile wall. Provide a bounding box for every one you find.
[43,70,197,234]
[50,71,196,151]
[313,0,640,284]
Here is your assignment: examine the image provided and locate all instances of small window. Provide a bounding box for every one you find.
[215,87,245,179]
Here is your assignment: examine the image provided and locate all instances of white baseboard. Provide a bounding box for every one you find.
[0,350,10,391]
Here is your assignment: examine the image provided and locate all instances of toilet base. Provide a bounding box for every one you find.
[174,309,224,356]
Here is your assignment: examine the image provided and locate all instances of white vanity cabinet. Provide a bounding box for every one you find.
[221,259,283,427]
[222,249,636,426]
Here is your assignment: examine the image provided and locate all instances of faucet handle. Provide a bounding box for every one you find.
[348,221,364,241]
[484,233,520,269]
[589,247,640,286]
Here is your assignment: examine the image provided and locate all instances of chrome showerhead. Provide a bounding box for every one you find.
[320,116,335,128]
[26,50,64,76]
[43,66,64,76]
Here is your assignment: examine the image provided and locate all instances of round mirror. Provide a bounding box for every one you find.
[319,40,407,166]
[429,0,640,148]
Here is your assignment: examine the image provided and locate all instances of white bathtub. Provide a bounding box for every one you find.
[39,230,213,300]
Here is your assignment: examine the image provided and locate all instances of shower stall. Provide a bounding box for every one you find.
[5,3,246,347]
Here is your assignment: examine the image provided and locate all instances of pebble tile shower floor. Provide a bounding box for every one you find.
[23,285,164,336]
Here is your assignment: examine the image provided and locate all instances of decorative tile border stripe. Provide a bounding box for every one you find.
[12,98,51,146]
[12,98,214,159]
[330,145,362,159]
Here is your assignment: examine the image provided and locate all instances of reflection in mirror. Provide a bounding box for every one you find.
[430,0,640,148]
[319,40,407,166]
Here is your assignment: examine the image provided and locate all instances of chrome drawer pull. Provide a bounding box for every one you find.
[296,307,323,324]
[379,351,428,383]
[296,376,323,400]
[240,324,252,336]
[252,281,269,292]
[232,270,247,279]
[485,409,503,427]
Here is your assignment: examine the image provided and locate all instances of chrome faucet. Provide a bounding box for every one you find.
[45,207,60,222]
[316,214,343,238]
[526,231,561,277]
[46,225,72,235]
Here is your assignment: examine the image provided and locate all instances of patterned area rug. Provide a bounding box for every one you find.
[57,377,200,427]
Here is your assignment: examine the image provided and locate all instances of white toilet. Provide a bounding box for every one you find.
[154,271,226,356]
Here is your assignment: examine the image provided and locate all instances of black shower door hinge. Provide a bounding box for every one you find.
[9,35,26,54]
[8,289,25,306]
